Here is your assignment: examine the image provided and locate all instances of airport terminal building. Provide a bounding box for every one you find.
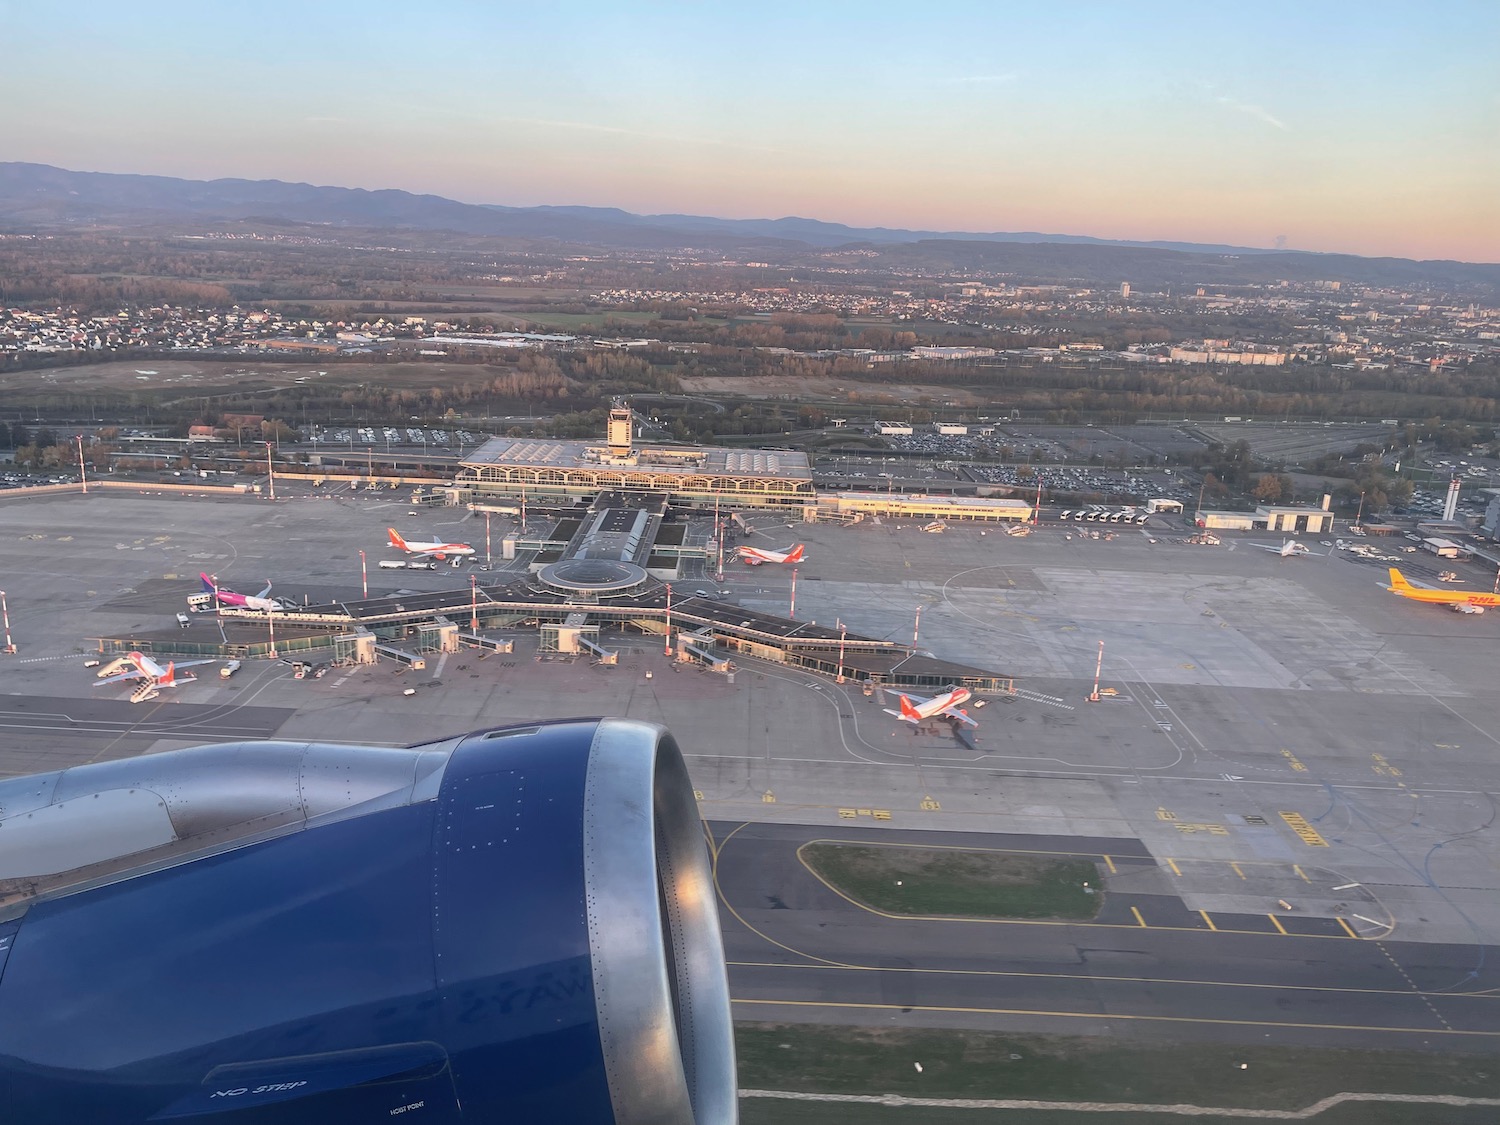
[456,406,817,513]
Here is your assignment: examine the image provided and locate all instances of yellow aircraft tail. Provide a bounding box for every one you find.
[1388,567,1415,592]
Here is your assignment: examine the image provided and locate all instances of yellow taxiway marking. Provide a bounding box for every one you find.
[1230,861,1247,880]
[1269,914,1288,935]
[1103,854,1117,874]
[1294,864,1311,883]
[730,998,1500,1038]
[1166,858,1182,876]
[1279,811,1329,847]
[1131,906,1147,927]
[1199,910,1217,931]
[1337,917,1359,939]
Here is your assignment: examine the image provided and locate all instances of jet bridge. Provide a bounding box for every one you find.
[374,643,427,671]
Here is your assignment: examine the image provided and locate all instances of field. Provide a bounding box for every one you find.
[737,1024,1500,1124]
[800,842,1101,920]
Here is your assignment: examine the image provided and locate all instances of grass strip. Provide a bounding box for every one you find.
[801,842,1101,920]
[737,1023,1500,1122]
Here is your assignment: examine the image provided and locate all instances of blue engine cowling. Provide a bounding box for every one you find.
[0,718,736,1124]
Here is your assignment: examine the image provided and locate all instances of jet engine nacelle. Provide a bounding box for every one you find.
[0,718,736,1124]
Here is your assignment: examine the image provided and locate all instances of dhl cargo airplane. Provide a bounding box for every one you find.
[387,527,475,560]
[884,685,979,727]
[737,543,805,566]
[94,652,216,702]
[1386,567,1500,614]
[200,572,278,611]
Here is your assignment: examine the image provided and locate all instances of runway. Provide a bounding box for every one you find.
[713,821,1500,1051]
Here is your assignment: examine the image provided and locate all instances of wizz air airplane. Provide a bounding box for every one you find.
[737,543,805,566]
[884,685,979,727]
[387,527,475,560]
[94,651,215,702]
[200,572,278,611]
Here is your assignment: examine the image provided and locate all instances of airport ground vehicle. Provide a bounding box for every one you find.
[377,559,406,570]
[219,660,241,679]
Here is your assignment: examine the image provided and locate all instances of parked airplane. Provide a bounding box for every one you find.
[200,572,278,611]
[883,685,979,727]
[94,651,216,702]
[1255,540,1312,557]
[737,543,805,565]
[387,527,475,560]
[1385,568,1500,614]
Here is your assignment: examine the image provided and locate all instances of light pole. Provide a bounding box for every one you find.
[789,567,797,620]
[1354,490,1365,530]
[359,550,367,599]
[264,441,275,501]
[267,607,277,660]
[1088,639,1104,703]
[837,625,847,684]
[0,589,14,653]
[470,574,479,631]
[485,510,492,569]
[912,605,922,653]
[664,583,673,656]
[77,433,88,494]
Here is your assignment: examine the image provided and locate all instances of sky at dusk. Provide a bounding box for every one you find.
[3,1,1497,261]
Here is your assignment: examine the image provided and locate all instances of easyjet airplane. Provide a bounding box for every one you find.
[736,543,805,566]
[1386,568,1500,614]
[387,527,475,560]
[94,652,215,702]
[883,685,979,727]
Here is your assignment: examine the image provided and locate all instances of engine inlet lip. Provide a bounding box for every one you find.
[581,718,736,1125]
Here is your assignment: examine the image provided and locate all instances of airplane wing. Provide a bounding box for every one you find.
[93,670,145,686]
[937,704,980,728]
[174,660,218,669]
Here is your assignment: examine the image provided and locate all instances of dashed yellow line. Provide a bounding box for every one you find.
[1132,906,1147,928]
[1230,861,1247,880]
[1338,917,1359,939]
[1103,854,1117,874]
[1294,864,1311,883]
[1269,914,1288,935]
[1166,858,1181,876]
[1199,910,1217,931]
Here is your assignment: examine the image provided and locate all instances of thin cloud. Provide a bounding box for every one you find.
[498,116,788,155]
[946,73,1018,85]
[1215,95,1286,130]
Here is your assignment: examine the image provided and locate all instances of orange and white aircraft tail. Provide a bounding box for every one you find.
[898,695,922,722]
[387,528,409,551]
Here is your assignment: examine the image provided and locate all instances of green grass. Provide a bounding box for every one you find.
[735,1023,1500,1124]
[801,843,1101,920]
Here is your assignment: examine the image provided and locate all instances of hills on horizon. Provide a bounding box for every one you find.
[0,162,1496,294]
